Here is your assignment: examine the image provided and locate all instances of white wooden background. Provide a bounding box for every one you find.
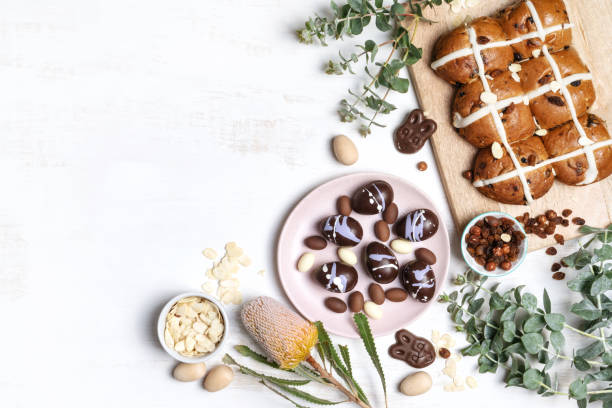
[0,1,596,407]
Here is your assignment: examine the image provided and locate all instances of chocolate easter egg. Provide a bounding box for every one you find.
[321,215,363,247]
[364,242,399,284]
[395,209,439,242]
[351,180,394,215]
[315,262,358,293]
[401,260,436,303]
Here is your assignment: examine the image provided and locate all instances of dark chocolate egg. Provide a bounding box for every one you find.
[395,209,439,242]
[364,242,399,284]
[401,260,436,303]
[351,180,394,215]
[321,215,363,247]
[315,262,358,293]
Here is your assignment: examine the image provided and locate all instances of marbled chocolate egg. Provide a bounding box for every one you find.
[315,262,358,293]
[395,209,439,242]
[321,215,363,247]
[351,180,394,215]
[401,260,436,303]
[364,242,399,284]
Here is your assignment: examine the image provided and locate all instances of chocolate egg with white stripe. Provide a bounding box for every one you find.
[394,209,439,242]
[351,180,394,215]
[321,215,363,247]
[315,262,358,293]
[401,260,436,303]
[364,242,399,284]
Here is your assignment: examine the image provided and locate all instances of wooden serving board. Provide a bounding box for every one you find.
[409,0,612,251]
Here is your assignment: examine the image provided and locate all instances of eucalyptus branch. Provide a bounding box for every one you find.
[299,0,453,136]
[441,224,612,406]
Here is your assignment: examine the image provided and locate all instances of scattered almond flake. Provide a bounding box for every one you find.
[511,72,521,82]
[225,242,244,258]
[202,248,218,260]
[509,63,522,73]
[219,278,239,288]
[535,128,548,136]
[532,49,541,58]
[239,255,252,267]
[201,281,216,294]
[485,74,494,81]
[491,142,504,159]
[480,91,497,104]
[454,376,465,387]
[500,233,512,242]
[466,376,478,389]
[432,329,441,345]
[550,81,562,93]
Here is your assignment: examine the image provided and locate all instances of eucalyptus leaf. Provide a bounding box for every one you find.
[571,298,602,321]
[521,333,544,354]
[544,313,565,331]
[500,304,518,321]
[569,379,587,400]
[524,315,546,333]
[502,320,516,342]
[550,331,565,352]
[522,293,538,314]
[574,356,591,372]
[523,368,543,390]
[543,289,552,313]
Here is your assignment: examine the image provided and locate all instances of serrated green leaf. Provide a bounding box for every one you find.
[267,380,344,405]
[544,313,566,331]
[523,368,543,390]
[234,345,280,368]
[521,333,544,354]
[524,315,546,333]
[223,354,311,386]
[338,345,352,375]
[354,313,386,401]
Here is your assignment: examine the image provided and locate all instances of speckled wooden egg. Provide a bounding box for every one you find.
[321,215,363,247]
[364,242,399,284]
[351,180,394,215]
[395,209,439,242]
[315,262,358,293]
[401,260,436,303]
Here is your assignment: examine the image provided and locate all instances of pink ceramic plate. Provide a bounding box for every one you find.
[277,172,450,338]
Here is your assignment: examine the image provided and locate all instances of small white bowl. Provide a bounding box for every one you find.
[461,211,528,278]
[157,292,229,363]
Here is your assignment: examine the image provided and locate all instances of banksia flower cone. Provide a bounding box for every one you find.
[241,296,318,369]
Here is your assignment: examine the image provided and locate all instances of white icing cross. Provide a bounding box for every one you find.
[467,26,535,203]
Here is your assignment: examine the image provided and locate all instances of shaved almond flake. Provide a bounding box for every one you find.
[491,142,503,159]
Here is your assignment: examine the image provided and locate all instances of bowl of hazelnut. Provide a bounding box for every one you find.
[461,212,528,277]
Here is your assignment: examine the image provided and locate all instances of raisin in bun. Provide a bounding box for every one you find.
[452,70,535,147]
[519,47,595,129]
[541,114,612,185]
[499,0,571,60]
[432,17,514,85]
[473,136,554,204]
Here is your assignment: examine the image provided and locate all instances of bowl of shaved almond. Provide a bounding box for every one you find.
[157,292,229,363]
